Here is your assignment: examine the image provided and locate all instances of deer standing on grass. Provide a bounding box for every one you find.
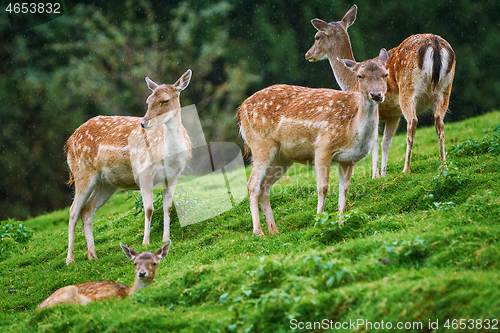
[34,242,170,313]
[238,49,389,236]
[305,5,456,178]
[65,70,192,264]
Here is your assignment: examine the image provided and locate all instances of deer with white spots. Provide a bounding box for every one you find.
[65,70,192,264]
[305,5,456,178]
[237,49,389,236]
[34,241,170,313]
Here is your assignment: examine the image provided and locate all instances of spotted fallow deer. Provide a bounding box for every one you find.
[305,5,456,178]
[65,70,192,264]
[238,49,389,236]
[34,241,170,313]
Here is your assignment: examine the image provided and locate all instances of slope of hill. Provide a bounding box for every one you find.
[1,111,499,332]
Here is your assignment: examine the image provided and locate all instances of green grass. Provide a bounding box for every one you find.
[1,111,500,332]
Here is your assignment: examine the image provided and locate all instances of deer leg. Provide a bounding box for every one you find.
[140,186,154,245]
[434,84,452,161]
[162,177,179,242]
[80,183,116,261]
[371,134,380,179]
[138,172,154,245]
[66,176,97,265]
[315,151,333,214]
[400,94,418,174]
[380,118,400,177]
[247,146,278,237]
[338,162,355,224]
[258,161,292,235]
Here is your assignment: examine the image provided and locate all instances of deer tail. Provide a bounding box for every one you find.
[236,106,251,158]
[64,141,75,186]
[417,36,455,91]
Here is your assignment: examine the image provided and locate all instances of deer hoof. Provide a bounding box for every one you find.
[253,230,265,237]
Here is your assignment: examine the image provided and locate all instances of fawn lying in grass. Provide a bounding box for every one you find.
[34,241,170,313]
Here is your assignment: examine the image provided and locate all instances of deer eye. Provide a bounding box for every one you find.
[357,75,363,79]
[161,100,169,105]
[152,263,157,266]
[384,73,389,78]
[315,36,320,41]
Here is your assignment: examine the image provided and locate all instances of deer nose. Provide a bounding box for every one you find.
[369,92,384,102]
[138,271,147,278]
[140,120,149,128]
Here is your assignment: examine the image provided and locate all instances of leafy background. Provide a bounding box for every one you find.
[1,0,499,219]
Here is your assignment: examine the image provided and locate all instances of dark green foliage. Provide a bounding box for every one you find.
[2,0,500,220]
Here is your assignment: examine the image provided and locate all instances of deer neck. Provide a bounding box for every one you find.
[326,39,357,91]
[352,95,379,146]
[161,110,185,146]
[130,278,153,294]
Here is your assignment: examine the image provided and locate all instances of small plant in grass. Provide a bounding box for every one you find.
[0,219,35,260]
[464,191,495,214]
[311,210,371,245]
[418,161,466,208]
[1,219,35,246]
[313,210,370,228]
[454,124,500,156]
[379,236,428,265]
[127,191,164,221]
[175,185,199,215]
[431,161,464,195]
[433,201,455,211]
[338,209,370,224]
[313,211,338,229]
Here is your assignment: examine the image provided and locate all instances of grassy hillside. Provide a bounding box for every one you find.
[1,111,500,332]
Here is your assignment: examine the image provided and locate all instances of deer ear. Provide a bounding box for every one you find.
[311,19,329,34]
[145,77,159,91]
[120,242,138,261]
[378,48,389,66]
[156,240,171,260]
[338,58,358,72]
[341,5,357,28]
[174,69,192,92]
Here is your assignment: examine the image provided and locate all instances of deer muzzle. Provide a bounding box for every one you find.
[369,91,385,103]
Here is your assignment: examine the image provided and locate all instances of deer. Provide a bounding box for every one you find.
[34,241,170,313]
[64,70,192,265]
[305,5,456,178]
[237,49,389,236]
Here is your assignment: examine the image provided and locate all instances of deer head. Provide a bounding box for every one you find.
[120,241,171,290]
[340,48,389,103]
[305,5,357,63]
[141,69,192,130]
